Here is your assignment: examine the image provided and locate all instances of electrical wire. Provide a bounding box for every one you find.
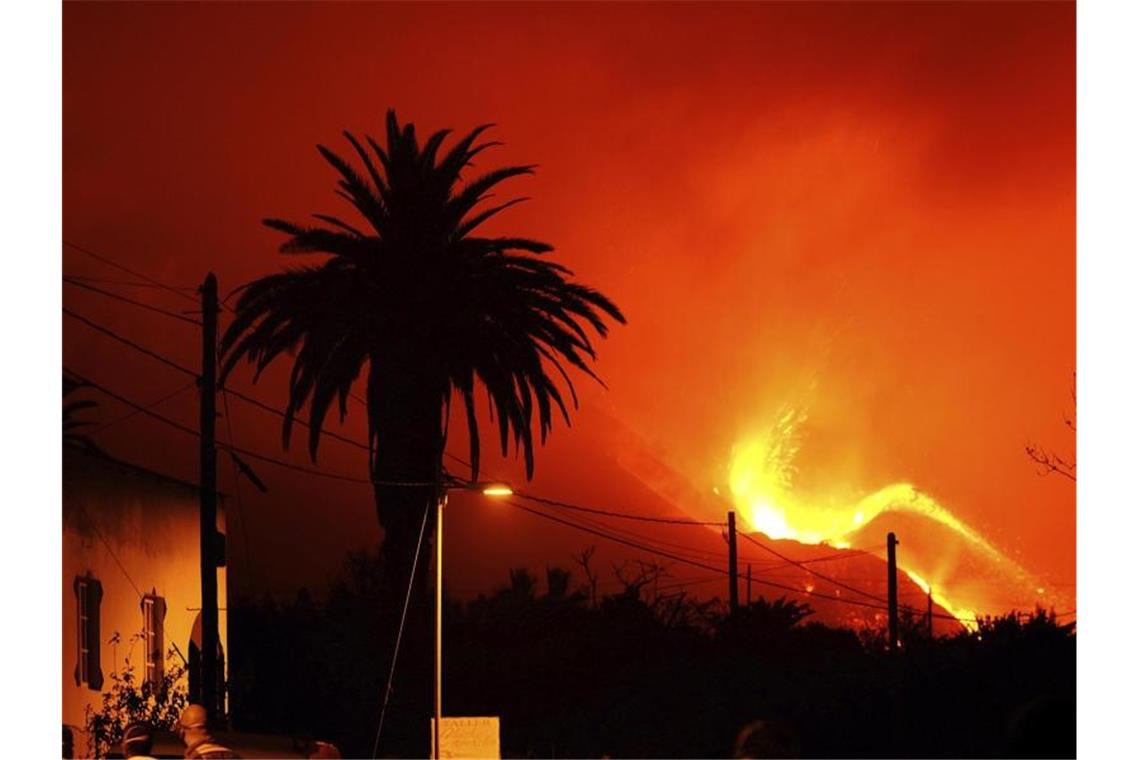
[66,302,372,457]
[87,381,196,436]
[58,260,1061,628]
[64,307,199,379]
[221,389,256,596]
[372,497,432,758]
[739,531,888,604]
[508,497,980,622]
[657,574,723,592]
[507,498,725,574]
[64,275,202,326]
[517,496,745,567]
[516,492,726,527]
[63,360,1005,627]
[59,243,866,549]
[79,502,144,599]
[63,240,201,304]
[62,273,198,292]
[66,368,432,488]
[221,382,372,454]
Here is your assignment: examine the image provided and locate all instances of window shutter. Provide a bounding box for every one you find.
[72,577,85,687]
[142,594,168,688]
[85,578,103,690]
[154,595,166,669]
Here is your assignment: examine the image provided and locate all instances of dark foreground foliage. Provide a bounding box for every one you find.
[230,552,1074,758]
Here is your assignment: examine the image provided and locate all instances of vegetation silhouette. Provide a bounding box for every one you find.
[219,110,624,749]
[230,551,1075,758]
[64,372,104,455]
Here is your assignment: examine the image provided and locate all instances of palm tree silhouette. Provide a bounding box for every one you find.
[220,110,624,592]
[64,372,104,455]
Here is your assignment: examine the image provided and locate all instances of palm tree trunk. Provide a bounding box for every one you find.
[369,361,447,755]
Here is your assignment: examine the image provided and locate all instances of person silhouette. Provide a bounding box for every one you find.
[122,722,157,760]
[176,704,240,759]
[732,719,801,759]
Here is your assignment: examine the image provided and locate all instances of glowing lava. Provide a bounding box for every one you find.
[728,402,1044,626]
[903,569,978,629]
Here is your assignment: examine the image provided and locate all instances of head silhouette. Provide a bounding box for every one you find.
[122,722,153,758]
[733,719,801,759]
[177,703,211,746]
[1003,695,1076,758]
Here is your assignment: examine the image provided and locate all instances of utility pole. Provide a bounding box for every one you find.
[887,531,899,653]
[199,273,220,724]
[746,563,752,606]
[927,586,934,639]
[435,491,445,760]
[727,511,739,613]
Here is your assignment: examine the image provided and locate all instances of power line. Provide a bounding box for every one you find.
[447,452,875,570]
[63,273,198,292]
[88,381,197,436]
[79,501,144,599]
[64,307,199,379]
[63,240,201,304]
[66,368,429,488]
[518,495,748,567]
[441,452,752,565]
[65,335,771,561]
[507,498,726,575]
[744,546,884,578]
[449,449,875,567]
[506,497,985,621]
[739,531,887,604]
[657,575,723,592]
[516,492,726,527]
[221,382,372,454]
[449,445,883,570]
[372,497,432,757]
[65,303,371,457]
[221,389,256,596]
[796,547,883,564]
[446,451,740,556]
[64,362,986,627]
[58,288,1038,626]
[64,275,202,326]
[507,498,886,611]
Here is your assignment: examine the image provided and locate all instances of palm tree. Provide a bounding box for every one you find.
[64,372,104,455]
[220,110,625,590]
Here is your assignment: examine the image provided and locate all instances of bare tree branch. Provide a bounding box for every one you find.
[571,546,598,608]
[1025,444,1076,482]
[1025,372,1076,482]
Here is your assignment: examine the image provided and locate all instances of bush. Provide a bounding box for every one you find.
[83,632,189,758]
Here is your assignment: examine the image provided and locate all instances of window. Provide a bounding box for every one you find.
[73,575,103,690]
[142,594,166,688]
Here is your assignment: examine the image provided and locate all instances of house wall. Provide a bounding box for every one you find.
[62,448,227,757]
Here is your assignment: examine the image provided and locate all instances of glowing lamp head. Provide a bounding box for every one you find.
[480,483,513,497]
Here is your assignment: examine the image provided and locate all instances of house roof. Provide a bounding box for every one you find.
[63,442,226,500]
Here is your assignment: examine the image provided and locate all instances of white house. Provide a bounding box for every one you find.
[62,445,228,757]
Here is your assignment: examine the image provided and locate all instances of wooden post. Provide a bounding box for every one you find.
[887,532,899,653]
[927,586,934,639]
[199,273,220,723]
[728,512,739,613]
[747,563,752,606]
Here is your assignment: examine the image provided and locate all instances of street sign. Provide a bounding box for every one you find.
[430,716,501,759]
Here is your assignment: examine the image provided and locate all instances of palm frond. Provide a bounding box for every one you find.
[221,110,624,492]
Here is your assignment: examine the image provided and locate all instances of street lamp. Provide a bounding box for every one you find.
[434,480,513,760]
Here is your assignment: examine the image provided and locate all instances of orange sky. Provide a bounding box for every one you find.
[63,1,1074,607]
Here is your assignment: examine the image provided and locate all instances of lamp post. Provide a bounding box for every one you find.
[434,480,513,760]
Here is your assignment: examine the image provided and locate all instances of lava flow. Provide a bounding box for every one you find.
[728,403,1057,625]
